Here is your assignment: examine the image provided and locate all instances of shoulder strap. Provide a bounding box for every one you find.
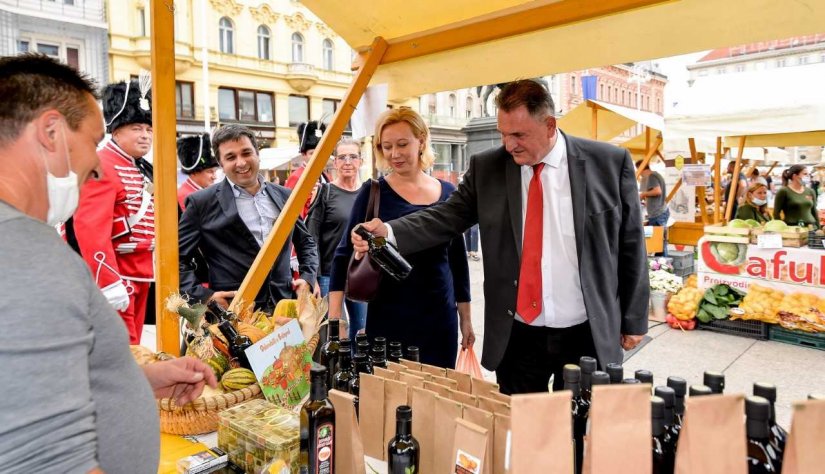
[364,179,380,221]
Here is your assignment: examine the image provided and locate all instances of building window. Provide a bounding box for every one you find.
[322,98,338,119]
[735,64,745,72]
[776,58,786,67]
[599,84,604,99]
[427,94,436,115]
[645,95,650,110]
[322,38,334,70]
[621,90,625,105]
[257,25,270,60]
[37,43,60,58]
[466,96,473,118]
[656,97,661,113]
[289,95,309,126]
[799,55,809,65]
[219,17,234,54]
[17,40,29,53]
[218,87,273,123]
[571,75,576,94]
[634,92,638,107]
[448,94,456,117]
[291,32,304,63]
[716,67,726,74]
[176,81,194,118]
[66,47,79,69]
[137,8,146,36]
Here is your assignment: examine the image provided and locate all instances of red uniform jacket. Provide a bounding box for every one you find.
[74,141,155,289]
[177,177,202,210]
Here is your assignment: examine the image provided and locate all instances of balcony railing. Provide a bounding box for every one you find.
[426,114,470,128]
[1,0,106,23]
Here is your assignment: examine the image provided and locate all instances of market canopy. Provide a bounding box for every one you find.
[302,0,825,100]
[558,99,665,143]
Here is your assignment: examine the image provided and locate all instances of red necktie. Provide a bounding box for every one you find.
[517,163,544,323]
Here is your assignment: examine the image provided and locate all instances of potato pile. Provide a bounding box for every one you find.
[736,284,784,324]
[667,286,704,321]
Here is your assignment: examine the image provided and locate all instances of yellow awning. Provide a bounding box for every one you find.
[302,0,825,100]
[724,131,825,148]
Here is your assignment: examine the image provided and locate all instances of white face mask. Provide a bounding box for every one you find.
[752,197,767,206]
[41,121,79,226]
[802,176,812,186]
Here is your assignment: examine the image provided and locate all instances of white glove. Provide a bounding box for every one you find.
[102,281,131,312]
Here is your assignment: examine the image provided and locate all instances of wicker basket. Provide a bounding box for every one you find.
[155,332,320,436]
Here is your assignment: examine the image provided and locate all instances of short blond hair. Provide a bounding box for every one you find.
[373,107,435,171]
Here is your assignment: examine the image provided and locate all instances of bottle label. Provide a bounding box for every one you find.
[314,422,334,474]
[454,449,481,474]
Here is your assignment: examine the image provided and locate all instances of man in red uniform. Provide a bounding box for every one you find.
[177,133,218,210]
[73,77,154,344]
[285,120,330,218]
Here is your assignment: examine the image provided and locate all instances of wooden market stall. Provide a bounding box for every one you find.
[146,0,825,352]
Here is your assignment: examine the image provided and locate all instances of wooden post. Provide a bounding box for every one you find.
[666,178,682,203]
[724,136,747,222]
[151,0,180,353]
[590,104,598,140]
[231,37,389,310]
[714,136,722,223]
[634,133,662,179]
[766,160,779,175]
[690,139,709,225]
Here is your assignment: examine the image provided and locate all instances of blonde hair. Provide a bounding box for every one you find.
[373,107,435,171]
[746,182,769,214]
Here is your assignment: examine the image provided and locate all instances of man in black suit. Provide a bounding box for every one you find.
[179,124,318,310]
[354,80,648,394]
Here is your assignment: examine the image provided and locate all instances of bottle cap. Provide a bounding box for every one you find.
[635,369,654,384]
[745,396,770,421]
[390,350,404,360]
[328,318,340,330]
[353,352,368,364]
[357,341,370,353]
[356,333,368,343]
[651,396,665,436]
[579,356,597,374]
[606,363,623,383]
[703,371,725,393]
[689,384,713,397]
[396,405,413,421]
[622,378,641,384]
[389,341,403,351]
[667,376,687,397]
[406,346,420,357]
[339,338,352,350]
[373,336,387,348]
[562,364,581,383]
[591,371,610,386]
[654,386,675,407]
[310,364,327,380]
[753,382,777,403]
[338,346,351,356]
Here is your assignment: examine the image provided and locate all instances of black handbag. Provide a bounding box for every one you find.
[345,179,382,302]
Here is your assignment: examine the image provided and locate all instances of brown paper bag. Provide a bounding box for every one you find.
[411,386,439,474]
[478,396,510,416]
[582,384,650,474]
[420,362,448,377]
[386,361,408,373]
[674,394,746,474]
[383,378,409,461]
[398,371,425,389]
[359,374,386,460]
[434,396,464,473]
[782,399,825,474]
[463,405,494,474]
[447,368,473,393]
[452,418,489,474]
[424,380,453,398]
[404,368,434,381]
[471,376,500,397]
[493,414,510,474]
[452,390,479,408]
[399,358,422,371]
[487,390,511,405]
[431,374,460,390]
[373,366,397,380]
[511,391,574,474]
[328,389,367,474]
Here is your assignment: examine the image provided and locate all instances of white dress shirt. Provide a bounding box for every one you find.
[227,176,278,247]
[516,132,588,328]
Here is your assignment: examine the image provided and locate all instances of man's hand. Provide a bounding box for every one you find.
[352,218,388,254]
[102,280,130,312]
[208,291,236,310]
[142,357,218,406]
[460,317,476,349]
[621,334,645,351]
[293,278,311,294]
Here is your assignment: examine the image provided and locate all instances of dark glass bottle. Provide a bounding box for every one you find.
[405,346,420,362]
[355,333,369,349]
[591,371,610,387]
[703,371,725,394]
[389,341,403,355]
[651,395,674,474]
[753,383,787,467]
[300,365,335,474]
[689,385,712,397]
[636,369,654,392]
[667,376,687,426]
[333,347,355,392]
[563,364,588,474]
[207,299,235,324]
[654,386,679,467]
[387,405,420,474]
[336,339,352,374]
[357,341,372,362]
[606,363,624,384]
[746,396,780,473]
[579,356,597,399]
[350,353,373,416]
[371,347,388,369]
[623,378,641,384]
[217,320,253,370]
[320,319,341,391]
[354,225,413,280]
[373,337,387,358]
[388,350,404,363]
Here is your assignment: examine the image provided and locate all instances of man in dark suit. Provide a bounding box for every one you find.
[179,124,318,310]
[354,80,648,394]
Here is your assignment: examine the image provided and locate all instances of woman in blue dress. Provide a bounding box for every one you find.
[329,108,474,368]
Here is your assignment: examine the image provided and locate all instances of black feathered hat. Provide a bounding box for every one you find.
[297,120,326,154]
[102,73,152,133]
[177,133,218,175]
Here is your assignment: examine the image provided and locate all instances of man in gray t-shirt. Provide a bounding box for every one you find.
[0,54,217,474]
[640,168,668,223]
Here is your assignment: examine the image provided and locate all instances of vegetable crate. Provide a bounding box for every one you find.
[669,250,695,271]
[698,319,769,340]
[768,326,825,351]
[750,228,808,248]
[807,231,825,250]
[703,225,750,244]
[675,264,695,278]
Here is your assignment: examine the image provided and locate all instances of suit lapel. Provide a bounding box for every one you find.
[564,132,587,264]
[217,179,260,249]
[504,153,523,257]
[263,183,285,215]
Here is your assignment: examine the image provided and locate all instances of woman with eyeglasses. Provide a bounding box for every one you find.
[307,137,368,339]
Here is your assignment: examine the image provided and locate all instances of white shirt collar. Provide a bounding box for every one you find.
[226,176,265,198]
[523,130,567,171]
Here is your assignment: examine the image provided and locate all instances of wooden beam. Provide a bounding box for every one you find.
[714,136,722,223]
[666,178,682,203]
[766,160,779,175]
[634,134,663,179]
[151,0,180,353]
[590,105,598,140]
[645,126,651,154]
[231,37,389,310]
[724,136,747,222]
[379,0,671,65]
[690,141,709,225]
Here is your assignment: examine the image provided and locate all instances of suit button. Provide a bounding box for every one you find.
[507,310,514,316]
[513,280,518,287]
